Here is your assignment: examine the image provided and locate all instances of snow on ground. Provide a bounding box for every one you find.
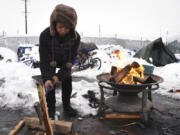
[154,63,180,99]
[0,61,38,108]
[0,45,180,116]
[0,47,17,62]
[175,53,180,60]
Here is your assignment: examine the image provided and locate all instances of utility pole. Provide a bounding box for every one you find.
[166,31,168,45]
[2,31,6,37]
[81,31,83,37]
[115,34,117,39]
[25,0,28,34]
[160,26,162,38]
[21,0,29,34]
[99,24,101,38]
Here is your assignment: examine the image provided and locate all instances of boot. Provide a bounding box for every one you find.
[46,87,56,120]
[49,112,55,120]
[62,76,78,117]
[63,105,78,117]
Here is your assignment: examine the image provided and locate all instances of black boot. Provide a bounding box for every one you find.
[62,76,78,117]
[49,111,55,120]
[63,105,78,117]
[46,87,56,120]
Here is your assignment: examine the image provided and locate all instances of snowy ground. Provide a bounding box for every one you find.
[0,44,180,116]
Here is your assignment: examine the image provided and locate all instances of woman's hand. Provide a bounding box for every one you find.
[45,80,54,90]
[52,75,59,85]
[66,62,72,69]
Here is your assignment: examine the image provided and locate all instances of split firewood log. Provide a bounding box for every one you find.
[110,66,118,76]
[130,61,140,68]
[110,65,131,83]
[24,117,73,134]
[110,62,143,84]
[133,76,156,84]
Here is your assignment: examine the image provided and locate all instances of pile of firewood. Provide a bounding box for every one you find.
[110,62,156,85]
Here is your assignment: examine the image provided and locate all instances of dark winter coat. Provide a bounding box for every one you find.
[39,4,80,82]
[39,28,80,82]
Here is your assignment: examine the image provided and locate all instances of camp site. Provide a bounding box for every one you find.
[0,0,180,135]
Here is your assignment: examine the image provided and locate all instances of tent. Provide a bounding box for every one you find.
[134,38,178,67]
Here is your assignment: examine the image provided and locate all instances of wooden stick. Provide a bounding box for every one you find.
[8,120,25,135]
[119,122,137,128]
[105,114,141,119]
[34,101,43,125]
[70,92,77,98]
[119,130,129,133]
[37,83,54,135]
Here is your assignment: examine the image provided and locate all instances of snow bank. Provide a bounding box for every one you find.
[0,47,17,61]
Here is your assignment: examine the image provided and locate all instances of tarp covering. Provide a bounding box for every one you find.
[134,38,178,66]
[77,41,98,55]
[167,40,180,54]
[78,42,97,51]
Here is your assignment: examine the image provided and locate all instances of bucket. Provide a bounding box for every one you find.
[143,65,154,74]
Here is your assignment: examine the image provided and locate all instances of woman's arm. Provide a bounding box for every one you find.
[39,32,55,82]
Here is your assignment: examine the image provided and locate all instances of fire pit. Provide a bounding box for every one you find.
[97,73,163,95]
[96,72,163,121]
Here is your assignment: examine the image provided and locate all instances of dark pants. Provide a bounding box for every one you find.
[46,76,72,118]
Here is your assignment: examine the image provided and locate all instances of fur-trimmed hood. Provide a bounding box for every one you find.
[50,4,77,37]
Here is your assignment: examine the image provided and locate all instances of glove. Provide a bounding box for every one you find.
[66,62,72,69]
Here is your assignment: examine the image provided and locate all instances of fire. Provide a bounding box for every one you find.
[121,64,144,84]
[111,49,145,85]
[113,50,121,59]
[117,67,122,71]
[117,62,145,85]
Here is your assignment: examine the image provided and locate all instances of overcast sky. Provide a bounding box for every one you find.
[0,0,180,41]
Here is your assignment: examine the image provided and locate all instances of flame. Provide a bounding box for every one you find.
[111,49,145,85]
[113,50,121,59]
[117,67,122,71]
[117,63,145,85]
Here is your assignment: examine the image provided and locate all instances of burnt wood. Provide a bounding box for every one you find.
[133,76,156,84]
[130,61,140,68]
[110,65,131,83]
[110,66,118,76]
